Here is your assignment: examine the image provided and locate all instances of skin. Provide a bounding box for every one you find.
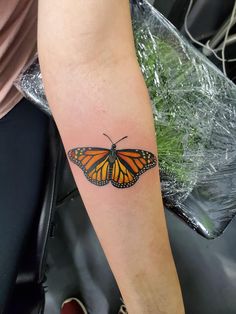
[37,0,185,313]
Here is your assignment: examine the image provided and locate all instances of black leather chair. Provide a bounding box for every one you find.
[4,121,62,314]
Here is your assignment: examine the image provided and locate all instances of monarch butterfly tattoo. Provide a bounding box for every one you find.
[68,134,157,188]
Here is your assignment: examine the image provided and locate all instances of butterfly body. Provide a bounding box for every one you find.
[68,135,157,189]
[108,144,117,164]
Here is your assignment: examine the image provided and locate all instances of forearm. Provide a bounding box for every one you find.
[38,1,184,313]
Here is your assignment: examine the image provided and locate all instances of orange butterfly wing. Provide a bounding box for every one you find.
[112,149,157,188]
[68,147,111,186]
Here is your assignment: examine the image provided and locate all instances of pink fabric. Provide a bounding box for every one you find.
[0,0,37,118]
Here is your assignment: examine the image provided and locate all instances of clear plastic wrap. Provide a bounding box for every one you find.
[133,0,236,239]
[15,55,50,115]
[15,0,236,239]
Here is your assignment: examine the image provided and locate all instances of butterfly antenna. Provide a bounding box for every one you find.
[103,133,114,144]
[115,136,128,145]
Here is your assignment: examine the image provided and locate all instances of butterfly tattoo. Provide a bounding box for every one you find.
[68,134,157,188]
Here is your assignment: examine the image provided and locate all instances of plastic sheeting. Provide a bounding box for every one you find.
[15,0,236,239]
[15,56,50,115]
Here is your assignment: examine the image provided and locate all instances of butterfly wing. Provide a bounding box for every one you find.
[111,149,157,188]
[68,147,111,186]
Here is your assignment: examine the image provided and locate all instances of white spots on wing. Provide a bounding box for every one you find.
[87,178,108,186]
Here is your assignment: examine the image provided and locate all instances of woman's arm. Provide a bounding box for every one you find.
[37,1,185,313]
